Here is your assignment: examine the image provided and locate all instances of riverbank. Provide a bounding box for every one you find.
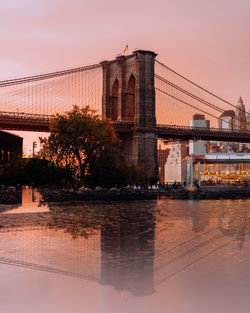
[171,186,250,200]
[0,186,250,204]
[0,190,22,204]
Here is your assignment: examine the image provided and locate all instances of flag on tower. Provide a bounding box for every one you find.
[123,44,128,54]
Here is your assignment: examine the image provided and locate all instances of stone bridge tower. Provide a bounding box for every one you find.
[101,50,158,179]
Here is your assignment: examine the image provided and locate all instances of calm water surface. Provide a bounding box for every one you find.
[0,189,250,313]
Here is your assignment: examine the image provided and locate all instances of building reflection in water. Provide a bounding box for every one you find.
[218,204,249,249]
[1,193,157,296]
[100,207,156,296]
[189,214,209,233]
[1,191,250,298]
[187,201,249,248]
[1,187,49,215]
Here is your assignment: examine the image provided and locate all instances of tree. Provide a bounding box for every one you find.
[0,157,69,187]
[40,106,126,187]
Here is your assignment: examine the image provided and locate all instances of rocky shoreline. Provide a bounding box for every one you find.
[0,186,250,204]
[170,188,250,200]
[38,187,250,202]
[0,190,22,205]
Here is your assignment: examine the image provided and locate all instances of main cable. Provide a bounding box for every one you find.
[156,59,245,112]
[0,63,101,87]
[155,74,250,127]
[155,87,236,127]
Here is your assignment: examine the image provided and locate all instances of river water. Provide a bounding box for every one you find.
[0,189,249,313]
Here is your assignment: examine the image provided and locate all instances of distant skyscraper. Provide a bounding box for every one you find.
[218,110,235,130]
[164,141,188,183]
[189,114,210,129]
[189,114,209,154]
[235,97,246,130]
[247,108,250,131]
[158,147,170,184]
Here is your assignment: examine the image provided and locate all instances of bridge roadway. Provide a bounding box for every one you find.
[0,111,249,143]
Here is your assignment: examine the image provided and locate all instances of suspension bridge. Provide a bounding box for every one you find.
[0,50,249,175]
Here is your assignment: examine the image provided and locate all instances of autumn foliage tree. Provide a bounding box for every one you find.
[40,106,126,187]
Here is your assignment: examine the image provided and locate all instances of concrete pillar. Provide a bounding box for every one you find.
[185,158,188,185]
[198,161,201,186]
[190,154,193,187]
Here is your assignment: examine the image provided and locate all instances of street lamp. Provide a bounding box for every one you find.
[32,142,37,158]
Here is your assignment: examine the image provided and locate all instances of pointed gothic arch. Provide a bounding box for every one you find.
[124,74,135,121]
[108,79,119,120]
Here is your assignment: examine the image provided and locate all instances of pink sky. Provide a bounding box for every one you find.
[1,0,250,153]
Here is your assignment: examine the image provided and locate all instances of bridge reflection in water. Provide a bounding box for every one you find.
[0,189,250,298]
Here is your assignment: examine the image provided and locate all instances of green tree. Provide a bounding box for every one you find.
[40,106,126,187]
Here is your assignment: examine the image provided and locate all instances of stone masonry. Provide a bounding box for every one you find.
[100,50,158,178]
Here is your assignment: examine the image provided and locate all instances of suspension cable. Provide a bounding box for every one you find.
[155,74,250,127]
[156,59,246,112]
[155,87,236,127]
[0,64,101,87]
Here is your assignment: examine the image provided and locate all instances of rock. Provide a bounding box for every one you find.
[78,186,85,191]
[109,188,120,192]
[84,187,93,192]
[7,186,16,192]
[95,186,103,191]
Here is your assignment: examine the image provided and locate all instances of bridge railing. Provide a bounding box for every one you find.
[0,111,51,131]
[157,124,250,134]
[0,111,51,120]
[157,124,250,143]
[111,121,134,130]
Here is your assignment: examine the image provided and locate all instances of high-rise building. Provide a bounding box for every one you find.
[164,141,188,183]
[158,147,170,185]
[189,114,210,154]
[247,108,250,131]
[0,131,23,163]
[235,97,246,130]
[218,110,235,130]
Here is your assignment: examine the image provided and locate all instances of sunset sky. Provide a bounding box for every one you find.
[1,0,250,153]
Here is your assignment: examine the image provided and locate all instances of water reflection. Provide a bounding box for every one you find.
[218,204,249,249]
[0,190,250,301]
[100,207,155,296]
[2,188,49,214]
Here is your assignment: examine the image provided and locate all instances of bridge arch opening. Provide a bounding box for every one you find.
[108,79,119,120]
[124,74,135,121]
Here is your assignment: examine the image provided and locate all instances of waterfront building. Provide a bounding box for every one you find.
[186,153,250,186]
[218,110,235,130]
[164,114,210,184]
[0,131,23,163]
[189,114,210,154]
[158,147,169,185]
[164,141,188,183]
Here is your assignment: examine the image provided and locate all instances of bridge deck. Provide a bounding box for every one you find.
[0,112,249,143]
[157,124,250,143]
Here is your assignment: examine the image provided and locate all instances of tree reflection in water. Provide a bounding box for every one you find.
[1,192,250,299]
